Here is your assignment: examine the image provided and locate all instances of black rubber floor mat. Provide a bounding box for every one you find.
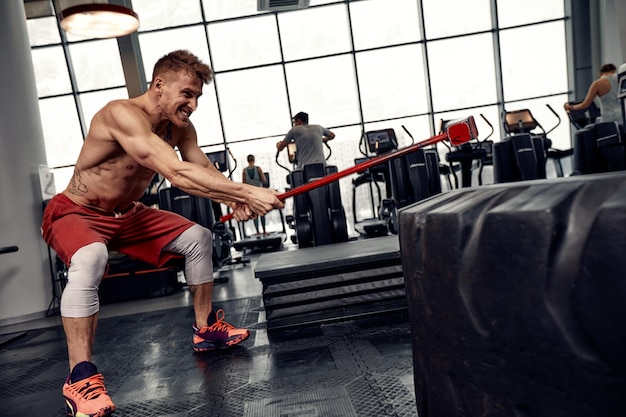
[0,296,416,416]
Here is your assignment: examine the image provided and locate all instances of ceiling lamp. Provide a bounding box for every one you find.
[59,4,139,39]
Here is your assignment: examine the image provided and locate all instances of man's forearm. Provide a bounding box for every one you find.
[167,162,250,205]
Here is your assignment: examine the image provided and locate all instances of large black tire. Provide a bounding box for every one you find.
[399,172,626,417]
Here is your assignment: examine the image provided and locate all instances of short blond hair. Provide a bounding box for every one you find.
[152,50,213,85]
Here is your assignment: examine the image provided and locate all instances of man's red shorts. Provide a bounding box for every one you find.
[42,194,195,267]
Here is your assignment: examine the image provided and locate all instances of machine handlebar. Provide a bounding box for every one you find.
[0,246,19,255]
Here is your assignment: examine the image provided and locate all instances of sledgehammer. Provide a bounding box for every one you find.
[220,116,478,223]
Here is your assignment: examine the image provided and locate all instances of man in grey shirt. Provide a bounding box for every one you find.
[277,111,336,169]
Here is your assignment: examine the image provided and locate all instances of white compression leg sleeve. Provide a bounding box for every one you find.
[163,224,213,285]
[60,242,109,317]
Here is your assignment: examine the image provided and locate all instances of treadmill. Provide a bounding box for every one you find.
[232,172,286,253]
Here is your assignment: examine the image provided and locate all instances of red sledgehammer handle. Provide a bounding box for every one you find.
[220,116,478,223]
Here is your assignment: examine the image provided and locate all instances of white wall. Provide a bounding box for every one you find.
[0,0,53,325]
[602,0,625,65]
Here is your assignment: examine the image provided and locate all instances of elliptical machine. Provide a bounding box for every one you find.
[493,104,564,182]
[278,140,348,248]
[568,64,626,175]
[351,129,399,237]
[385,127,442,209]
[351,126,443,237]
[441,114,494,188]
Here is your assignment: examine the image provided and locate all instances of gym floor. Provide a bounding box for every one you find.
[0,248,417,417]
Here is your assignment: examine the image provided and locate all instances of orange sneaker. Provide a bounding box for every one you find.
[63,373,115,417]
[192,309,250,352]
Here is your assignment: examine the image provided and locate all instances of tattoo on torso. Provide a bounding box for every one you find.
[68,169,88,196]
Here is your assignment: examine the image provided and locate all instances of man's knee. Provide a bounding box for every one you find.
[62,242,108,317]
[68,242,109,280]
[189,225,213,252]
[169,225,214,285]
[170,224,213,257]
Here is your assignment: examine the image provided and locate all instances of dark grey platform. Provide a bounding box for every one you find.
[255,236,405,330]
[400,172,626,417]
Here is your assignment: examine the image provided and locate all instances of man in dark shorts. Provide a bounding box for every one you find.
[41,50,283,417]
[242,154,268,235]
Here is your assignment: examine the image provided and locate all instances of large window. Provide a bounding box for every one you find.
[217,65,291,141]
[427,33,498,112]
[26,0,571,236]
[208,15,282,71]
[356,45,429,121]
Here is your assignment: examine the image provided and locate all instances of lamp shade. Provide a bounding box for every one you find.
[59,4,139,39]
